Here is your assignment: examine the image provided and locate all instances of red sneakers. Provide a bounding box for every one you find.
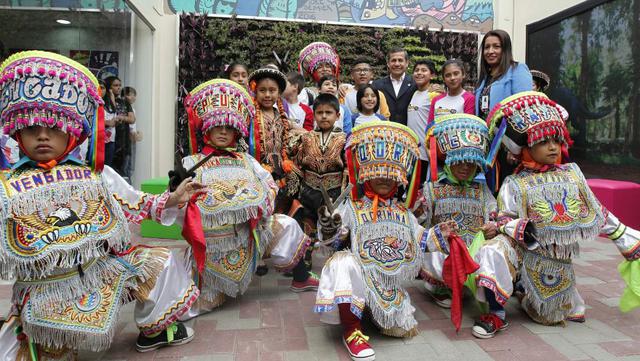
[471,313,509,339]
[290,273,319,292]
[342,329,375,361]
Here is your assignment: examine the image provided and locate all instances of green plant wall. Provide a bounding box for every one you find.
[176,14,479,160]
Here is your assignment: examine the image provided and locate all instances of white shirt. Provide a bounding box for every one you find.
[407,90,431,160]
[391,73,406,97]
[354,113,383,127]
[345,88,359,115]
[286,101,307,128]
[433,91,467,118]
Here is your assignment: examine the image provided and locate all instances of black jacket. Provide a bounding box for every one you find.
[372,74,416,125]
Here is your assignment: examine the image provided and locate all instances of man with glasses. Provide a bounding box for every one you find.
[344,58,391,119]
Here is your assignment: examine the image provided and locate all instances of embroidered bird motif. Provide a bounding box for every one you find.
[14,198,102,245]
[531,189,581,224]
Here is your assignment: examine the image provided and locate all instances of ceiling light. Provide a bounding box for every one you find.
[56,19,71,25]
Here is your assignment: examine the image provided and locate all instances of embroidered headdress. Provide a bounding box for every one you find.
[486,91,571,166]
[426,113,489,182]
[298,42,340,82]
[0,50,105,169]
[346,121,420,206]
[184,79,255,154]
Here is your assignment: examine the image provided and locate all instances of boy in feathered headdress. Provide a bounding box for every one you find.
[177,79,318,319]
[313,121,463,361]
[419,114,498,308]
[471,91,640,339]
[0,51,201,358]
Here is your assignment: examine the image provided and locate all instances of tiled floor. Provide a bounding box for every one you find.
[2,227,640,361]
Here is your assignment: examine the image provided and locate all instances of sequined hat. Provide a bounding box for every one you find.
[486,91,570,165]
[0,50,105,169]
[184,79,255,153]
[298,42,340,82]
[426,113,489,181]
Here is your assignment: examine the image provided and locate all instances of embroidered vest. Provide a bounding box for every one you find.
[0,164,129,281]
[185,153,272,232]
[427,182,488,246]
[508,163,605,259]
[347,198,421,285]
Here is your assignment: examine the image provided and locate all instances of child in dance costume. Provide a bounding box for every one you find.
[178,79,318,319]
[314,121,462,361]
[471,91,640,338]
[420,114,498,308]
[0,51,201,358]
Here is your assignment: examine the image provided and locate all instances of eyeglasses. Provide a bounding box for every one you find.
[352,68,372,74]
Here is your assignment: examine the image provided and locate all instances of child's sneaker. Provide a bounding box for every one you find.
[342,329,375,361]
[136,322,194,352]
[290,272,320,292]
[425,285,452,309]
[471,314,509,339]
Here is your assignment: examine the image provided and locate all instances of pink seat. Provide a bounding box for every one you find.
[587,179,640,229]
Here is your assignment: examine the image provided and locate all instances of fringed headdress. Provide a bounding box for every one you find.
[486,91,571,165]
[426,113,489,182]
[0,50,105,170]
[183,79,255,154]
[346,121,421,208]
[298,42,340,83]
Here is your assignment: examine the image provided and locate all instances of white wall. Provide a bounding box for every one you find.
[494,0,587,61]
[128,0,178,181]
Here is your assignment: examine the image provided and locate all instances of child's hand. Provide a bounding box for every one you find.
[338,84,352,99]
[481,223,498,239]
[166,177,206,208]
[438,220,459,239]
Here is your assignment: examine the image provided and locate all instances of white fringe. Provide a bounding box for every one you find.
[198,225,273,298]
[12,256,127,311]
[22,278,137,352]
[364,281,417,332]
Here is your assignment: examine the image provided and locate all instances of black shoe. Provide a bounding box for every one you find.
[136,322,194,352]
[256,264,269,276]
[471,314,509,339]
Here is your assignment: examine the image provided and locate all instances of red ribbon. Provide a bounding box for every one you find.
[182,192,207,273]
[442,233,479,332]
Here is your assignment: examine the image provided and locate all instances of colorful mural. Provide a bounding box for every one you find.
[166,0,493,32]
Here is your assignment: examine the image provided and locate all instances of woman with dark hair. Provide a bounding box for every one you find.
[103,76,135,179]
[475,30,533,190]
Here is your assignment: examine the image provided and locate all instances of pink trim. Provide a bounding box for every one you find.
[273,235,312,272]
[477,275,509,306]
[140,286,200,336]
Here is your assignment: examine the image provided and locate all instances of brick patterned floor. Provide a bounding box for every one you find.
[2,225,640,361]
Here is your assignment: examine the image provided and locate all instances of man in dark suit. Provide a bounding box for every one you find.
[372,47,416,125]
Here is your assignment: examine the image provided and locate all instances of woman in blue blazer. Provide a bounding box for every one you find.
[475,29,533,191]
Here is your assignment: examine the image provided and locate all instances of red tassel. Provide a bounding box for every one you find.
[429,136,438,182]
[345,146,359,200]
[185,95,200,155]
[94,104,105,171]
[182,193,207,273]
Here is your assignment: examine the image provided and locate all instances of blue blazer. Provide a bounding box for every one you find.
[475,63,533,115]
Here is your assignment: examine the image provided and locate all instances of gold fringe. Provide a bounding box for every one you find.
[132,248,170,302]
[380,326,419,338]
